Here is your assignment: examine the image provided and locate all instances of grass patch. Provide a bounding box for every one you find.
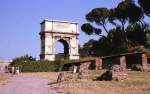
[51,70,150,94]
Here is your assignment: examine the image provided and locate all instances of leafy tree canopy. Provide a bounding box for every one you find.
[138,0,150,16]
[12,54,36,63]
[81,0,150,57]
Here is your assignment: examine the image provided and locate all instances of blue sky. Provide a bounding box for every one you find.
[1,0,148,60]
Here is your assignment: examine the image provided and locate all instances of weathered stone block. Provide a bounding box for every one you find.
[120,56,126,68]
[111,65,127,81]
[141,54,148,70]
[95,58,102,70]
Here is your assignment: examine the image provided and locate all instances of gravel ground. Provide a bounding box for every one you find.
[0,75,57,94]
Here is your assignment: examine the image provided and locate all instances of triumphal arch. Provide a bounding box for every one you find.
[39,19,79,61]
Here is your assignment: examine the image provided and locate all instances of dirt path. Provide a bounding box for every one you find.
[0,75,57,94]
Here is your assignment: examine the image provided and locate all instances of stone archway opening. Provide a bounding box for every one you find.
[39,19,79,61]
[54,39,69,60]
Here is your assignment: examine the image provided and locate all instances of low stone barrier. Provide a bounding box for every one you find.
[57,70,91,83]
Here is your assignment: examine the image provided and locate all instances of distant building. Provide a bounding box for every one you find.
[0,60,10,72]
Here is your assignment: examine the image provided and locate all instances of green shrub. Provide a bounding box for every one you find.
[10,59,74,72]
[12,54,36,62]
[11,60,54,72]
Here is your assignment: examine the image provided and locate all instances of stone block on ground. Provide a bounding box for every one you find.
[111,65,127,81]
[57,72,79,82]
[96,65,127,81]
[77,70,90,79]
